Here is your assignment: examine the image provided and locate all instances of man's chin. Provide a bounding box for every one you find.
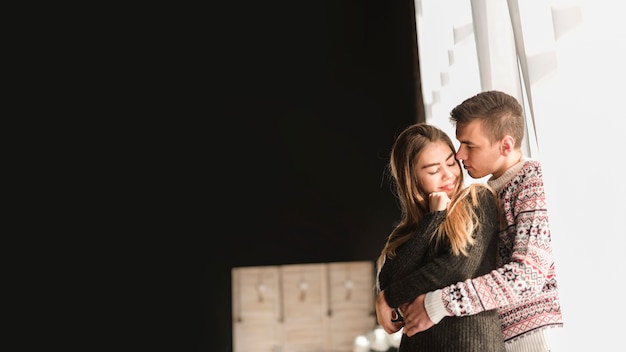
[467,170,486,179]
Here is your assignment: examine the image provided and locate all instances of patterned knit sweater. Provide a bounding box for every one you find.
[379,186,505,351]
[418,159,564,351]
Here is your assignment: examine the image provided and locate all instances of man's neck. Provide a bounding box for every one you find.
[493,150,523,179]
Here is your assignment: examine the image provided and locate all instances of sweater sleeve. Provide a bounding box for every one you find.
[439,163,557,317]
[377,210,445,296]
[383,187,499,308]
[382,211,446,275]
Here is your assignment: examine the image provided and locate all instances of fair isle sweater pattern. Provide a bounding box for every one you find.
[442,159,563,341]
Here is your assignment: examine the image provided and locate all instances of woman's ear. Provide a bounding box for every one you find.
[500,135,515,155]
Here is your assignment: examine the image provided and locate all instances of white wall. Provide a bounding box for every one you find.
[532,2,626,349]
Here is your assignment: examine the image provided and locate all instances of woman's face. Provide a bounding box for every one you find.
[414,141,460,198]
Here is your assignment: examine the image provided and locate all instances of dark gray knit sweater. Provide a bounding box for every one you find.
[378,186,505,351]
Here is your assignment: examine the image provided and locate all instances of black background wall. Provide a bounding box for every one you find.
[178,1,422,350]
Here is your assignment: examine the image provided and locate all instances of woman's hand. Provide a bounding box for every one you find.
[375,290,405,334]
[429,192,450,212]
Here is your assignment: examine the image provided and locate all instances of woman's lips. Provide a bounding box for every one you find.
[441,183,456,191]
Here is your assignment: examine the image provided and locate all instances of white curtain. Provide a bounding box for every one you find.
[414,0,626,350]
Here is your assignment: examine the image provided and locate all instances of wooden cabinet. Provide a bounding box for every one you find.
[232,261,376,352]
[326,262,377,352]
[231,265,283,352]
[280,263,328,352]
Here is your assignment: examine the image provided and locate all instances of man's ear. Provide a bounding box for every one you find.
[500,135,515,155]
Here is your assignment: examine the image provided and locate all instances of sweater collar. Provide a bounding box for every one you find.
[487,156,529,192]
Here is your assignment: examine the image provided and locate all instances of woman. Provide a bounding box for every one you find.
[376,123,504,351]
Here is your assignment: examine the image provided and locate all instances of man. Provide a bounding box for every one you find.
[376,90,564,351]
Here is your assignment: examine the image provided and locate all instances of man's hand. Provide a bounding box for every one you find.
[375,290,404,334]
[399,294,434,337]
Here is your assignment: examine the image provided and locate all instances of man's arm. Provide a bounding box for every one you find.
[383,186,499,308]
[402,165,556,335]
[380,187,500,336]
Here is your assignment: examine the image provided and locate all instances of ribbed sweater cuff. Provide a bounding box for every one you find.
[424,290,447,324]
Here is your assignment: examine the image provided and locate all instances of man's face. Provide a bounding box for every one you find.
[455,120,502,179]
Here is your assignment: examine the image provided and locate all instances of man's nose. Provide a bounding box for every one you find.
[455,147,466,161]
